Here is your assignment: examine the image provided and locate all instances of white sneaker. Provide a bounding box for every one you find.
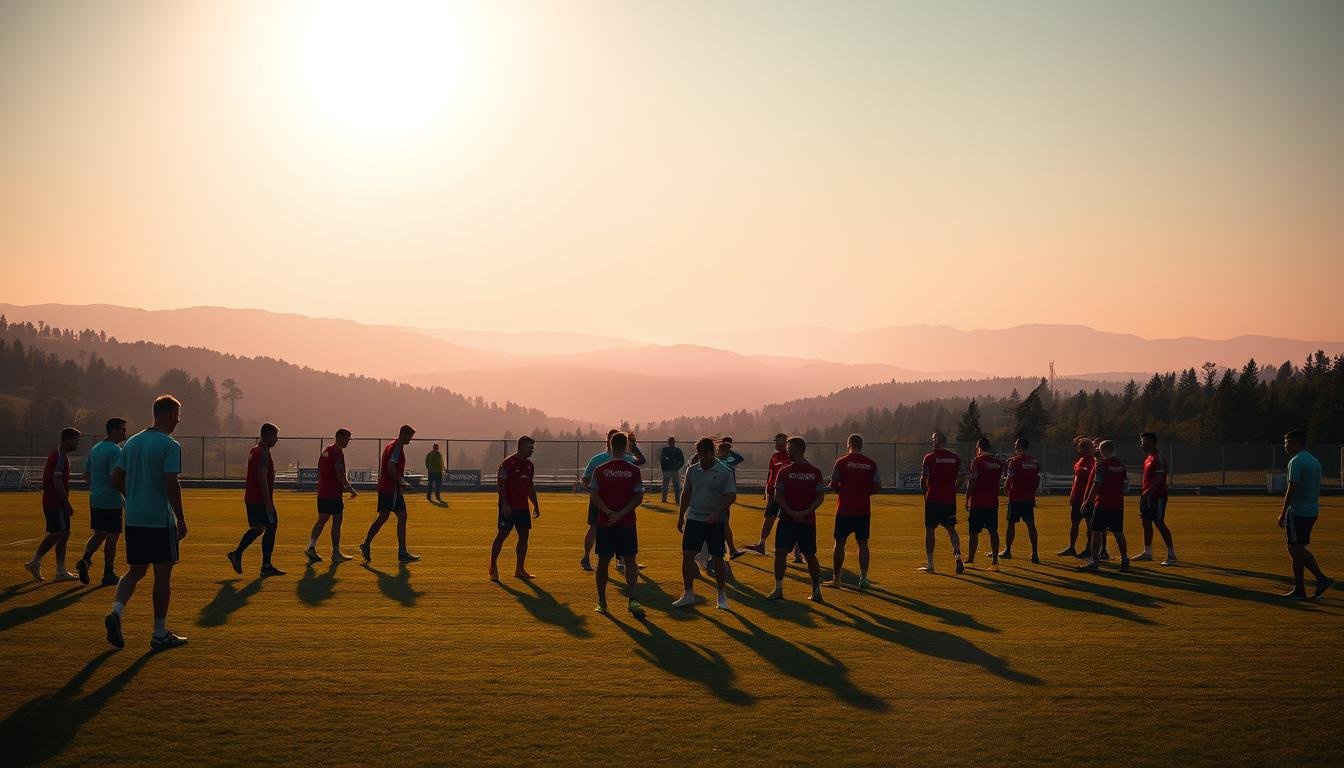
[671,592,702,608]
[1132,552,1154,562]
[1161,555,1178,566]
[916,564,935,573]
[53,570,79,582]
[716,592,729,610]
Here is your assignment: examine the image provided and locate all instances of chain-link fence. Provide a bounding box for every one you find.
[2,434,1339,492]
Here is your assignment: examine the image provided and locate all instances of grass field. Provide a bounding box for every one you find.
[1,490,1341,767]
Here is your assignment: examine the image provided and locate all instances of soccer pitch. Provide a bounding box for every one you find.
[1,490,1340,767]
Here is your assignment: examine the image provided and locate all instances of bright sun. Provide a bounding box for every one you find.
[290,0,474,139]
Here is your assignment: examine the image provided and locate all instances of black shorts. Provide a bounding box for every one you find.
[774,516,818,555]
[587,501,599,526]
[499,509,532,534]
[90,507,124,534]
[1069,501,1092,524]
[833,515,871,542]
[125,525,178,565]
[1092,507,1124,533]
[1139,496,1166,522]
[317,497,344,517]
[968,507,998,534]
[764,499,782,519]
[377,492,407,514]
[246,502,275,527]
[924,501,957,528]
[682,519,726,556]
[1287,515,1316,547]
[42,506,70,534]
[1007,500,1035,524]
[595,525,638,558]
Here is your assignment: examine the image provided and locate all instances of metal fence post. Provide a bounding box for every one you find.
[201,436,206,479]
[1221,444,1227,486]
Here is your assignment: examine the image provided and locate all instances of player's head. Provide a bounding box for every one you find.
[695,436,715,461]
[715,440,731,458]
[59,427,81,452]
[605,428,620,448]
[1014,436,1029,454]
[259,422,279,447]
[432,443,440,451]
[152,394,181,433]
[847,433,863,451]
[1092,437,1103,457]
[1140,431,1158,452]
[1098,439,1115,457]
[1283,428,1307,453]
[773,432,787,451]
[667,436,676,446]
[786,436,807,461]
[610,431,629,455]
[517,435,535,458]
[1075,437,1092,456]
[976,436,992,453]
[105,417,128,443]
[931,430,947,448]
[398,424,415,444]
[335,428,352,448]
[722,435,734,445]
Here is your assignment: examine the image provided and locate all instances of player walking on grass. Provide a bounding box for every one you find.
[1059,437,1095,558]
[746,433,790,555]
[580,429,645,573]
[490,436,540,581]
[767,437,826,602]
[76,418,128,586]
[105,395,188,650]
[675,437,737,610]
[24,427,81,582]
[227,423,285,577]
[1279,429,1333,599]
[590,432,646,618]
[1000,437,1041,564]
[963,437,1003,571]
[919,431,964,574]
[1135,431,1177,565]
[660,436,685,504]
[305,428,357,564]
[360,425,420,563]
[826,433,881,589]
[1079,440,1130,572]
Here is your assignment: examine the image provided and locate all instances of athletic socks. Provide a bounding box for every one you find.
[154,616,166,636]
[111,601,125,617]
[926,553,934,569]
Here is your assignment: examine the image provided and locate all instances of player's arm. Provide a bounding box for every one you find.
[111,466,126,495]
[828,461,842,493]
[677,472,693,532]
[529,484,540,519]
[1279,481,1295,528]
[870,465,882,495]
[920,458,930,494]
[618,488,644,521]
[53,461,70,511]
[166,472,186,539]
[496,466,509,511]
[628,442,646,466]
[588,479,613,517]
[337,458,356,497]
[965,467,977,510]
[1085,469,1102,508]
[262,454,277,513]
[803,485,825,518]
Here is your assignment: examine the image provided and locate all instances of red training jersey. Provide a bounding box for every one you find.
[42,449,70,510]
[765,450,790,493]
[921,449,961,504]
[592,460,643,527]
[777,461,825,524]
[1005,454,1041,503]
[1142,453,1168,499]
[317,445,345,499]
[829,452,881,516]
[497,454,535,511]
[244,445,274,503]
[377,440,406,494]
[1069,455,1095,506]
[1091,456,1127,511]
[967,453,1004,509]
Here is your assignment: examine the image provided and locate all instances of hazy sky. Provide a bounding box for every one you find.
[2,0,1342,342]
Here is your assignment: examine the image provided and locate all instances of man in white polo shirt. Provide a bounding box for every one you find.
[675,437,737,610]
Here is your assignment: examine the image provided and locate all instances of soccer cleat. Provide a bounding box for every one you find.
[580,556,593,572]
[858,576,871,590]
[1097,550,1111,561]
[150,632,188,651]
[745,542,766,555]
[226,550,243,575]
[488,567,499,582]
[1282,589,1308,599]
[358,543,372,562]
[304,548,322,564]
[1079,560,1100,571]
[54,570,79,582]
[999,550,1012,560]
[1160,557,1178,566]
[1057,547,1078,557]
[729,549,747,560]
[1031,554,1041,565]
[809,587,824,602]
[989,562,1001,573]
[672,592,703,608]
[636,562,647,571]
[24,560,44,582]
[916,565,935,574]
[332,552,354,562]
[716,592,730,610]
[514,570,536,580]
[397,552,421,563]
[75,558,90,585]
[105,612,124,649]
[1312,577,1335,599]
[594,601,608,614]
[101,572,121,587]
[1119,558,1131,573]
[627,600,646,619]
[825,579,843,589]
[765,588,784,600]
[1076,550,1093,560]
[955,558,965,575]
[260,564,286,577]
[1132,552,1153,562]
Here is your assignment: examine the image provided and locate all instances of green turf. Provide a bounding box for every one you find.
[1,490,1340,767]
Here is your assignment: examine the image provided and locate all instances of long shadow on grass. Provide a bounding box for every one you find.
[1181,561,1301,584]
[626,574,699,622]
[1016,567,1179,609]
[1104,567,1334,612]
[0,649,155,764]
[962,571,1157,625]
[0,580,46,606]
[859,585,998,633]
[297,561,344,607]
[497,579,591,638]
[605,612,754,705]
[701,610,888,711]
[725,579,821,628]
[362,563,424,607]
[197,577,263,627]
[0,584,94,633]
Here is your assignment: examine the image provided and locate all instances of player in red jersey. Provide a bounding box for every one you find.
[305,428,358,563]
[746,433,791,555]
[1000,437,1042,564]
[1080,440,1130,572]
[491,436,540,581]
[1059,437,1095,557]
[25,428,82,582]
[766,436,826,602]
[826,434,882,589]
[919,431,964,574]
[589,432,646,618]
[963,437,1004,571]
[360,425,420,563]
[227,423,285,577]
[1135,431,1178,565]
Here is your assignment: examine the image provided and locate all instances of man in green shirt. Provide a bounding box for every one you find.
[425,443,445,502]
[1278,429,1333,599]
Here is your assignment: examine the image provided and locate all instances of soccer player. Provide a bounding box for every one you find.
[76,418,129,586]
[1001,437,1042,564]
[766,437,826,602]
[1134,431,1177,565]
[305,428,358,563]
[964,437,1004,571]
[580,429,646,572]
[227,423,285,577]
[105,394,188,650]
[919,431,964,574]
[425,443,445,502]
[491,436,540,581]
[659,436,685,504]
[1079,440,1130,572]
[827,433,881,589]
[24,427,81,582]
[746,433,790,555]
[1278,429,1333,599]
[1059,437,1095,558]
[675,437,737,609]
[360,425,420,563]
[590,432,646,618]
